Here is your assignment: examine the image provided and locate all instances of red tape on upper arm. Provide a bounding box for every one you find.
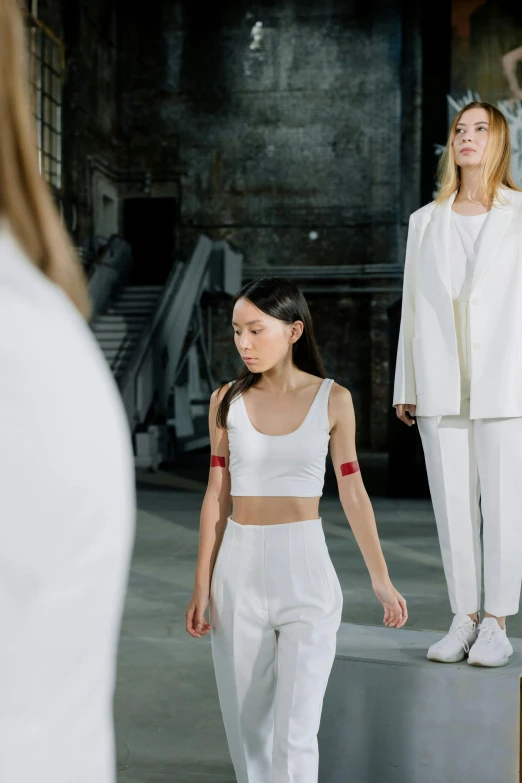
[340,460,360,476]
[211,455,226,467]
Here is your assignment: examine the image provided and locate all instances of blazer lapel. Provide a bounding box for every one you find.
[423,191,455,302]
[471,189,514,291]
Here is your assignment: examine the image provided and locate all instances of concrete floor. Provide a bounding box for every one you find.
[115,455,522,782]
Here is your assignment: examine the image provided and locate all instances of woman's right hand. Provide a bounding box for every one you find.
[395,403,416,426]
[372,578,408,628]
[185,587,212,638]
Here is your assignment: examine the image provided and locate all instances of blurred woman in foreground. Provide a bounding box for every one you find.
[0,1,135,780]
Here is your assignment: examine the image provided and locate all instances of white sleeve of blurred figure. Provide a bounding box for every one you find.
[0,282,136,783]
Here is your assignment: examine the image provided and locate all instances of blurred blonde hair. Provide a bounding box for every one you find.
[436,101,521,205]
[0,0,91,318]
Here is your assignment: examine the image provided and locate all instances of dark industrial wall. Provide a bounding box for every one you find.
[115,0,423,450]
[37,0,120,250]
[118,1,421,265]
[37,0,426,451]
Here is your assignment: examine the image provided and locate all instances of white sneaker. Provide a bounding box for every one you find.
[427,614,478,663]
[467,618,514,668]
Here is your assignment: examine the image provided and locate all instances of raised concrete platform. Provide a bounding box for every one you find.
[318,623,522,783]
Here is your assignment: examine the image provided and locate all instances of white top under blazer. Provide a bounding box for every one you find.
[227,377,334,497]
[450,211,488,300]
[451,211,489,397]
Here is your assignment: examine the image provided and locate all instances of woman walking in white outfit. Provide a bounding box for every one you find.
[0,2,135,780]
[394,101,522,667]
[186,277,408,782]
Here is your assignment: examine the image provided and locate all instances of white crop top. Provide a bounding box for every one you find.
[227,378,334,497]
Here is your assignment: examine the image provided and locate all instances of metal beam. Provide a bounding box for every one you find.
[243,264,404,281]
[299,286,403,294]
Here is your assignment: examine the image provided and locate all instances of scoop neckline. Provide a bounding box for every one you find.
[240,378,327,437]
[451,210,490,220]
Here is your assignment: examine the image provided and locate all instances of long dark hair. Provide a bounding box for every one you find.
[216,277,326,429]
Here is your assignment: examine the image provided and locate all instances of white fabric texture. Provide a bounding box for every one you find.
[450,211,488,300]
[451,211,489,394]
[210,517,343,783]
[0,223,136,783]
[452,299,471,396]
[227,378,334,497]
[417,397,522,617]
[393,188,522,418]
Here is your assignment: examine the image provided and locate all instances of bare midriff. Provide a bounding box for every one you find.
[230,496,321,526]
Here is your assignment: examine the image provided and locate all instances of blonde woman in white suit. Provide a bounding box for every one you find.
[394,101,522,667]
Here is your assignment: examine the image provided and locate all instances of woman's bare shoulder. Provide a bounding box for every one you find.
[327,382,355,437]
[210,380,234,404]
[329,381,353,409]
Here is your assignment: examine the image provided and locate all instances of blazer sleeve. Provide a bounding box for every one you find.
[393,213,418,406]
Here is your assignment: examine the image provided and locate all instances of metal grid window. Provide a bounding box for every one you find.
[27,16,64,192]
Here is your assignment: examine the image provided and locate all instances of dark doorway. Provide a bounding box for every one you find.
[123,198,177,285]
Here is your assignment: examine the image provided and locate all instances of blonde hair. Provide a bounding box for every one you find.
[436,101,521,205]
[0,0,91,318]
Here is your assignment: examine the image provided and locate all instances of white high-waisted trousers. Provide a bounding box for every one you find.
[417,301,522,617]
[210,516,343,783]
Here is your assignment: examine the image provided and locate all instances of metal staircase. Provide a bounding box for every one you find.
[91,286,163,382]
[88,234,243,469]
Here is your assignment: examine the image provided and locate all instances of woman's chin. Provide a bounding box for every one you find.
[457,157,481,168]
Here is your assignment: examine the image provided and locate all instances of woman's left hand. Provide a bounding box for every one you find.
[372,579,408,628]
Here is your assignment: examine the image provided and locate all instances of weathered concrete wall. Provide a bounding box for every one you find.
[37,0,422,451]
[119,0,414,266]
[115,0,422,449]
[63,0,120,249]
[36,0,120,250]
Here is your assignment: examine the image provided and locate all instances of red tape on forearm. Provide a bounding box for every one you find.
[340,460,360,476]
[211,455,226,467]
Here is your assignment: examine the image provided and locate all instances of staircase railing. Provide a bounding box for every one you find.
[118,235,242,439]
[118,258,185,428]
[88,236,133,321]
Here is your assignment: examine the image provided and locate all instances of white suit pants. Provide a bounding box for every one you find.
[417,395,522,617]
[210,517,343,783]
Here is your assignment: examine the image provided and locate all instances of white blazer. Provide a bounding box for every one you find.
[393,188,522,418]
